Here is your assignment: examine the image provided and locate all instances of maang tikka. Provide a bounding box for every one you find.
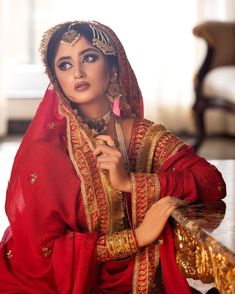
[60,22,116,55]
[61,23,81,46]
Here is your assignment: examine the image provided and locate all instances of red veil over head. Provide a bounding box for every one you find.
[1,20,145,293]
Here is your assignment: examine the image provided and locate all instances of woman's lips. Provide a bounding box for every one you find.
[74,82,90,92]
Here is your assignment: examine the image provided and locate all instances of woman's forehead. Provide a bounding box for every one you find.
[54,36,100,61]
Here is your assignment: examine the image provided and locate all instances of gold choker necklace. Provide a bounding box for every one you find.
[80,110,112,135]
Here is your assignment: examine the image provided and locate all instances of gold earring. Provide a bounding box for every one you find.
[106,72,121,103]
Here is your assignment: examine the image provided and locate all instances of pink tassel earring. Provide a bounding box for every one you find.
[113,96,121,116]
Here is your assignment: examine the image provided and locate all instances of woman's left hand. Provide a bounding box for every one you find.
[93,135,131,192]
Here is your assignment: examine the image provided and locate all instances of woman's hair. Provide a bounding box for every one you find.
[42,22,118,80]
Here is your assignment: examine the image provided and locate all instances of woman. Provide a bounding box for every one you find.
[0,21,226,293]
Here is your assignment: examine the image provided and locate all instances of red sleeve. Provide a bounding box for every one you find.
[158,145,226,202]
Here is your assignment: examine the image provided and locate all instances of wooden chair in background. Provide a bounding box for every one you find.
[192,21,235,150]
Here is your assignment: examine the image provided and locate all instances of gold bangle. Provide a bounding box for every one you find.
[106,230,138,260]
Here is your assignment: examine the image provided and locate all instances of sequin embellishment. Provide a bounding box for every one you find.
[42,247,52,258]
[30,173,38,184]
[6,250,13,259]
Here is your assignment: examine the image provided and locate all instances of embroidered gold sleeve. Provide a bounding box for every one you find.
[96,230,138,261]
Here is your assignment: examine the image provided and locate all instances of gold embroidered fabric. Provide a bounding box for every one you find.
[130,121,184,293]
[97,230,138,261]
[130,173,160,226]
[107,230,138,260]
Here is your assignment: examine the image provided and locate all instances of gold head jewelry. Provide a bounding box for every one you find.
[39,21,117,81]
[89,24,116,56]
[61,23,81,46]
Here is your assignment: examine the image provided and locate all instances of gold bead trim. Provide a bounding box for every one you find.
[60,29,81,47]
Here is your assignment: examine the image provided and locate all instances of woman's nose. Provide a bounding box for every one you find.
[74,64,84,79]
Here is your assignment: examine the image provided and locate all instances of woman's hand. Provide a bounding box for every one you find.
[93,135,131,192]
[135,196,187,247]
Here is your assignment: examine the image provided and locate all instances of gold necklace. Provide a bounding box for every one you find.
[80,110,112,135]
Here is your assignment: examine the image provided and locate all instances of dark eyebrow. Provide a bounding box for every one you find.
[79,47,101,56]
[56,56,71,63]
[56,47,101,64]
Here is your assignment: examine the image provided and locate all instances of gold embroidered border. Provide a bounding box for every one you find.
[58,99,109,232]
[130,173,160,226]
[135,122,184,172]
[130,172,137,227]
[58,97,126,235]
[136,123,166,172]
[131,173,148,226]
[154,131,184,170]
[131,122,165,293]
[128,119,154,171]
[146,174,160,204]
[96,235,111,261]
[100,174,125,234]
[131,172,161,293]
[133,245,160,294]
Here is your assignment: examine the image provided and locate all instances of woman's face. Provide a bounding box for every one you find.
[54,36,110,106]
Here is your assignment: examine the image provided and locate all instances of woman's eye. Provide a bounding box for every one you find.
[83,54,97,63]
[58,62,72,71]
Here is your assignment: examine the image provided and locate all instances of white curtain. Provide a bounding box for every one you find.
[0,0,7,137]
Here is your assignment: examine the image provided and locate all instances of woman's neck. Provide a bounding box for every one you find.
[76,99,111,120]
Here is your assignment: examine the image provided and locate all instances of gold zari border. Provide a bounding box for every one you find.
[173,222,235,294]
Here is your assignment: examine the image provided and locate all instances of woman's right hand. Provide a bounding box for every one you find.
[135,196,187,247]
